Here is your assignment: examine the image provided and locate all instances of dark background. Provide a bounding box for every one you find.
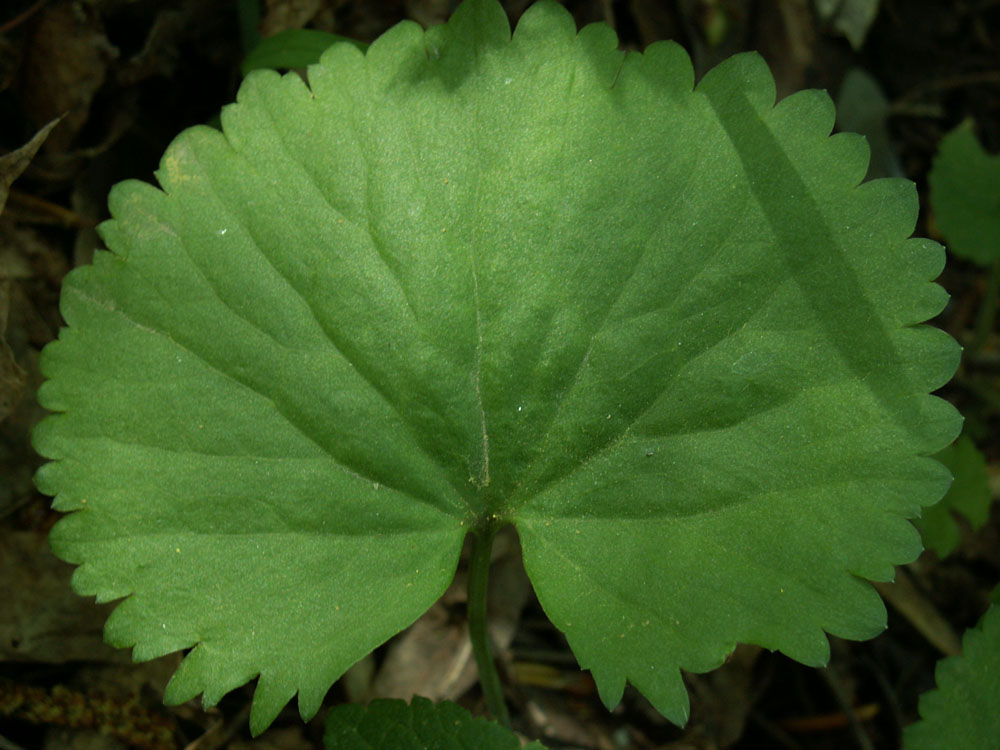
[1,1,998,748]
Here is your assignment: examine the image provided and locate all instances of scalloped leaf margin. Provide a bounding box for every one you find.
[33,0,962,735]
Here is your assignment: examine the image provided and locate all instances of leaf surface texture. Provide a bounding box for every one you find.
[324,697,547,749]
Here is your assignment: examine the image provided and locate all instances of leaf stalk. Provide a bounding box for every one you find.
[467,523,511,727]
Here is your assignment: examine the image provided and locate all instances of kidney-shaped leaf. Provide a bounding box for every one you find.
[34,0,961,735]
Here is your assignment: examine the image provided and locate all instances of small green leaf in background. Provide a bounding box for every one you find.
[916,435,992,558]
[903,603,1000,750]
[814,0,880,50]
[324,697,547,750]
[241,29,368,76]
[929,119,1000,266]
[34,0,962,735]
[236,0,261,55]
[835,68,902,181]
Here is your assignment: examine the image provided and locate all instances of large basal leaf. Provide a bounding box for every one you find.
[33,0,961,735]
[903,603,1000,750]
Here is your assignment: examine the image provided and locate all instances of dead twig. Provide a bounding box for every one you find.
[0,0,51,35]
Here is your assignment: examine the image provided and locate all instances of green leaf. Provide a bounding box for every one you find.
[903,604,1000,750]
[916,435,992,558]
[835,68,902,180]
[815,0,880,50]
[241,29,368,76]
[34,0,962,735]
[929,119,1000,266]
[324,697,547,750]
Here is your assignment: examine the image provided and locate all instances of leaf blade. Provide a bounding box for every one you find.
[34,0,962,733]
